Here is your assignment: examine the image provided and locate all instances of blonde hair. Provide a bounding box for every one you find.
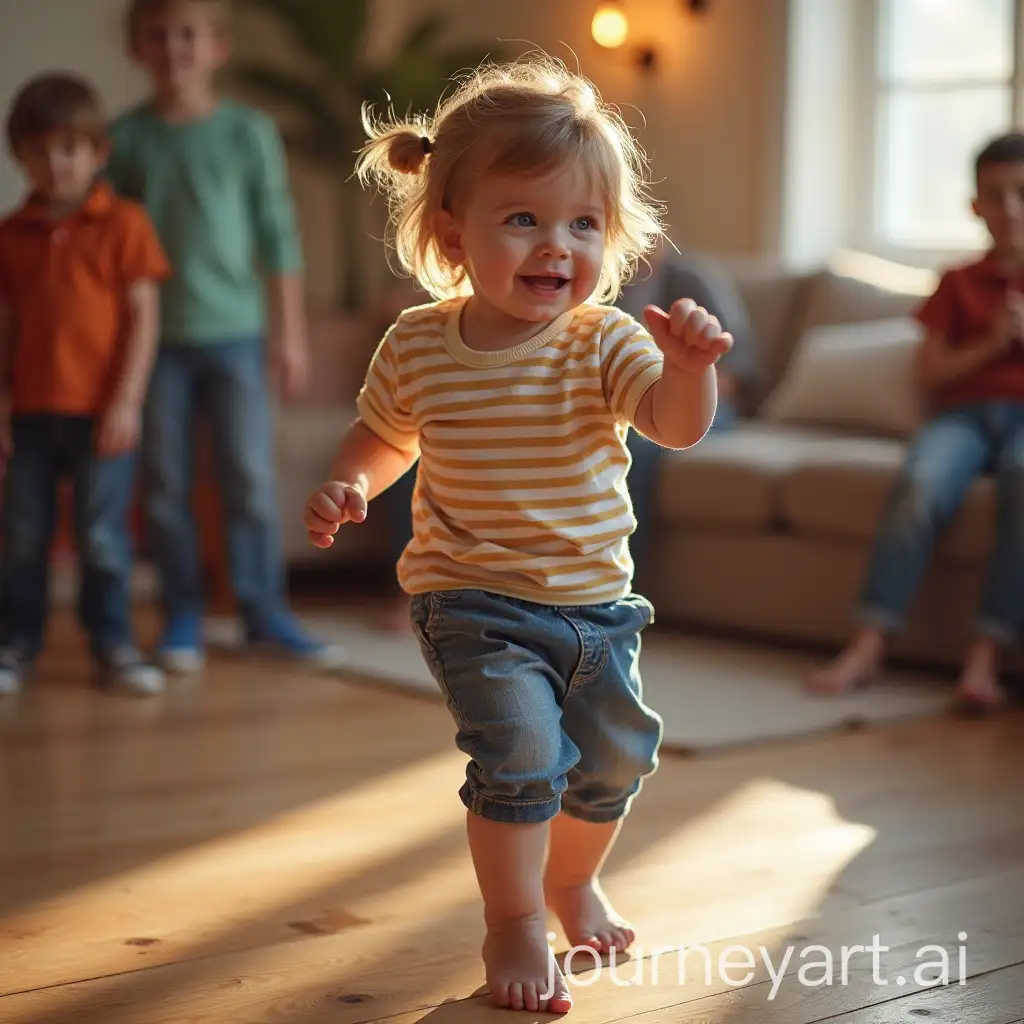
[356,56,664,304]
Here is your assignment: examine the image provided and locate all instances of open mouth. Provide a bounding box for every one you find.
[520,274,571,294]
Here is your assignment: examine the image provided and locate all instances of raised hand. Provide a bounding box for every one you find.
[642,299,733,374]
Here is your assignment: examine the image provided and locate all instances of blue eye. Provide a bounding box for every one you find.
[571,217,597,231]
[507,212,535,227]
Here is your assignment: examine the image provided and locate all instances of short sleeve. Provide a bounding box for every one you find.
[246,110,303,275]
[355,326,420,455]
[599,309,664,424]
[117,203,171,285]
[914,271,957,337]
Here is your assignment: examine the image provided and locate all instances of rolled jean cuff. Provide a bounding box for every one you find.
[974,617,1017,646]
[460,782,562,824]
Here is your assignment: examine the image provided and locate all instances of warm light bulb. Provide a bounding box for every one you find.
[591,2,629,49]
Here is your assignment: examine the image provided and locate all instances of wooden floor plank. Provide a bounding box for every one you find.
[1,609,1022,1024]
[3,863,1023,1023]
[817,962,1024,1023]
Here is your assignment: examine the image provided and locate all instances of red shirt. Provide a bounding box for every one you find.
[915,252,1024,409]
[0,182,169,416]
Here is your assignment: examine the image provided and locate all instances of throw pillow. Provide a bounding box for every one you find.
[761,316,926,439]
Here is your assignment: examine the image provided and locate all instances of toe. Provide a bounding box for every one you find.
[509,982,524,1011]
[595,931,614,952]
[523,982,539,1012]
[548,974,574,1014]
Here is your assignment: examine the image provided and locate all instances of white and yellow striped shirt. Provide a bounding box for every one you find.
[356,297,664,605]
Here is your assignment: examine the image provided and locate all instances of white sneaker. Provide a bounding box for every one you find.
[99,647,166,696]
[157,647,206,674]
[0,647,29,696]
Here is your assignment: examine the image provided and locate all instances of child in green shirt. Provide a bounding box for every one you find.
[107,0,342,671]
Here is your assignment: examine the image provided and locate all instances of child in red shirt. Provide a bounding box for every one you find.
[0,74,169,696]
[810,133,1024,710]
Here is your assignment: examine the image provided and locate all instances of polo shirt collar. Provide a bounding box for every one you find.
[15,180,113,225]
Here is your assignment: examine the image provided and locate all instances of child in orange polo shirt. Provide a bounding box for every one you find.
[810,132,1024,711]
[0,73,170,696]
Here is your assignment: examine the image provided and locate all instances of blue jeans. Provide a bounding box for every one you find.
[142,340,286,632]
[0,414,137,659]
[410,589,663,824]
[859,401,1024,644]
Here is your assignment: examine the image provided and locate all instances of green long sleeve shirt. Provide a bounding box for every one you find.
[106,99,303,343]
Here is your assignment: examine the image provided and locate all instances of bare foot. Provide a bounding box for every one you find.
[807,629,885,694]
[953,642,1006,714]
[483,912,572,1013]
[545,879,635,955]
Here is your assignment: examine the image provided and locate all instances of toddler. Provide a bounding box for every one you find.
[305,59,731,1013]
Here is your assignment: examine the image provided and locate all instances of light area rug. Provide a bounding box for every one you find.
[207,612,952,754]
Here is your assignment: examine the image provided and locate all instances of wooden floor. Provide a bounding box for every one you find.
[2,607,1024,1023]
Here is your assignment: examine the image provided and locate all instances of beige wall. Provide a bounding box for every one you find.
[405,0,788,255]
[0,0,787,309]
[0,0,148,210]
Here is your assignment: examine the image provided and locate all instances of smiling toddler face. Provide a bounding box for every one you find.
[441,162,606,325]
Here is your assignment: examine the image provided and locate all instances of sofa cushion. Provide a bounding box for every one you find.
[658,421,994,565]
[656,422,846,531]
[779,435,994,564]
[761,316,926,439]
[798,252,937,334]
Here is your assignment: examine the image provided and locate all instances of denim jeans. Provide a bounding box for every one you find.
[0,414,137,659]
[859,400,1024,643]
[141,340,286,632]
[410,589,663,824]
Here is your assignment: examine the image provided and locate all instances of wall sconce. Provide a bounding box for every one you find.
[591,0,711,75]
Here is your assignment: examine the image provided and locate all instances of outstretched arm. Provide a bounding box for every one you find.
[304,420,417,548]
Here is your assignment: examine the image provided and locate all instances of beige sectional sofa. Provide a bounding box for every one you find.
[277,252,1022,675]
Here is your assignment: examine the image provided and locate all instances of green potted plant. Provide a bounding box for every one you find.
[232,0,496,316]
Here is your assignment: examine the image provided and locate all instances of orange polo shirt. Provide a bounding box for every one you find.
[0,182,169,417]
[915,252,1024,409]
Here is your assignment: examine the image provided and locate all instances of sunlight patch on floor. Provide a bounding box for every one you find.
[599,778,876,951]
[0,749,469,985]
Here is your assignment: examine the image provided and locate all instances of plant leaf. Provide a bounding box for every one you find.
[230,63,340,131]
[236,0,368,79]
[234,0,311,51]
[399,13,446,54]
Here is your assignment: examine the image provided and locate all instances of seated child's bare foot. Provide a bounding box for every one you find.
[807,629,884,694]
[483,912,572,1013]
[545,878,635,954]
[953,642,1006,713]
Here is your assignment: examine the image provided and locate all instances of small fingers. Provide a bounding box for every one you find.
[305,492,343,528]
[669,298,699,336]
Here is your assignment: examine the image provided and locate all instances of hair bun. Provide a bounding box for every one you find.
[388,130,430,174]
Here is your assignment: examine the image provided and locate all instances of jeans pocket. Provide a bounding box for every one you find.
[411,593,474,729]
[624,593,655,630]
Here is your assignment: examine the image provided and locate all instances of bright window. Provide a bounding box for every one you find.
[871,0,1018,252]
